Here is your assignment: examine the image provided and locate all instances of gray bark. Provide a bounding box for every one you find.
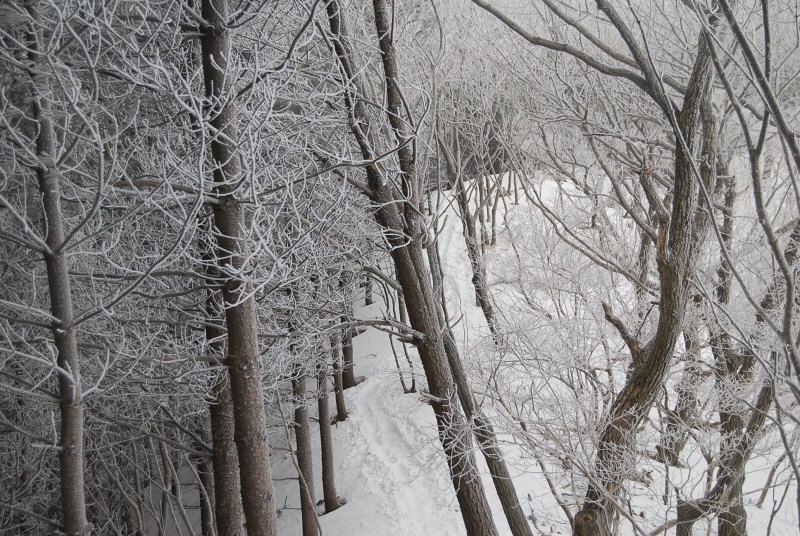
[27,9,88,533]
[200,1,278,533]
[317,363,339,513]
[293,371,318,536]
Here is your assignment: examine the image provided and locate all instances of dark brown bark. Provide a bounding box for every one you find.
[200,1,278,533]
[331,336,348,422]
[573,510,604,536]
[293,371,319,536]
[27,11,88,534]
[317,365,339,513]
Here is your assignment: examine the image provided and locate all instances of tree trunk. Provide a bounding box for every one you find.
[427,224,532,536]
[200,1,278,533]
[331,336,348,422]
[27,13,88,534]
[440,141,501,343]
[340,278,357,389]
[585,23,717,520]
[341,324,356,389]
[197,429,216,536]
[655,331,701,466]
[392,242,499,536]
[293,371,319,536]
[317,364,339,513]
[327,2,499,533]
[209,378,244,536]
[364,275,374,305]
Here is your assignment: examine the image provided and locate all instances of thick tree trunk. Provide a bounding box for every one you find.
[585,24,717,521]
[200,1,278,533]
[293,371,319,536]
[317,364,339,513]
[28,16,88,534]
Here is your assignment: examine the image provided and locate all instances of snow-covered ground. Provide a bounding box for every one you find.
[271,191,572,535]
[272,183,798,535]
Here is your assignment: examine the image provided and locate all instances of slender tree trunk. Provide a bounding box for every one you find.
[200,1,278,533]
[209,378,244,536]
[317,364,339,513]
[341,324,356,389]
[490,174,502,245]
[440,140,502,343]
[293,370,318,536]
[427,223,533,536]
[327,2,499,532]
[27,13,88,533]
[364,275,374,305]
[340,278,357,388]
[331,336,348,421]
[197,428,216,536]
[392,242,499,535]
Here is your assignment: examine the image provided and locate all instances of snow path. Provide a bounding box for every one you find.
[273,306,467,536]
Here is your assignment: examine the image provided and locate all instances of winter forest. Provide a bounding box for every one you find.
[4,0,800,535]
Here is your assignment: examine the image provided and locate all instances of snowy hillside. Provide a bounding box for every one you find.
[269,187,799,536]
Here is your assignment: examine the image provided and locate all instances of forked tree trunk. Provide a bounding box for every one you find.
[326,3,499,533]
[200,1,278,533]
[317,363,339,513]
[292,370,318,536]
[27,11,88,533]
[584,17,717,522]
